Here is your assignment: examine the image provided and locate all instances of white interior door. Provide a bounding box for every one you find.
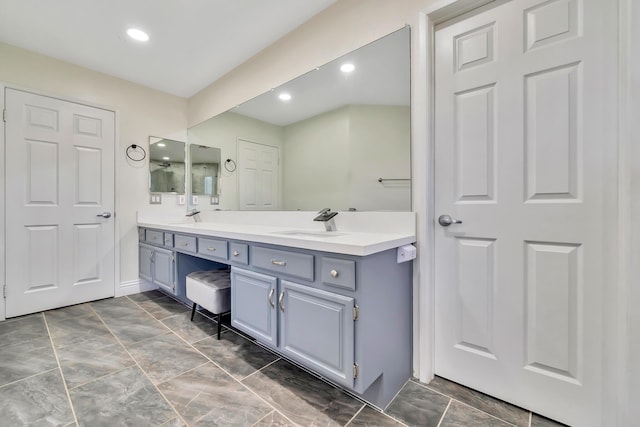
[434,1,613,425]
[5,88,115,317]
[238,139,279,210]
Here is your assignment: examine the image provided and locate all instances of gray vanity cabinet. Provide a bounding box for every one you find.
[152,247,175,293]
[230,268,277,346]
[139,242,176,294]
[139,244,153,282]
[231,267,355,388]
[279,280,354,388]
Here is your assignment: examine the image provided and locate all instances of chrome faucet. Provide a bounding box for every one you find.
[186,209,201,223]
[313,208,338,231]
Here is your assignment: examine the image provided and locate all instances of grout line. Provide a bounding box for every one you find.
[114,296,294,425]
[410,378,519,427]
[89,304,191,427]
[158,315,301,426]
[0,367,59,390]
[344,404,367,426]
[239,356,281,382]
[436,398,452,427]
[251,410,277,426]
[42,312,80,427]
[448,399,519,427]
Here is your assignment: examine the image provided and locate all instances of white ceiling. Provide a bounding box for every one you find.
[0,0,337,97]
[232,27,410,127]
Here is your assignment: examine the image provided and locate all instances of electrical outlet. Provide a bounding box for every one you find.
[150,193,162,204]
[178,195,186,205]
[191,195,199,205]
[211,196,219,205]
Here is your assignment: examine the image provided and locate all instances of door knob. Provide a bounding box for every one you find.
[96,212,112,219]
[438,214,462,227]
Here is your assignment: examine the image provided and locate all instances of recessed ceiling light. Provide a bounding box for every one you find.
[340,63,355,73]
[162,156,170,160]
[156,143,166,147]
[278,93,292,101]
[127,28,149,42]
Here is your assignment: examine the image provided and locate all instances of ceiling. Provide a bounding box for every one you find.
[0,0,337,98]
[232,27,410,127]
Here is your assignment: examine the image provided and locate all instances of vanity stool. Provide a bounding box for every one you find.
[186,269,231,339]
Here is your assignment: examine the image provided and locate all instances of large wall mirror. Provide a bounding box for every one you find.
[188,27,410,211]
[149,137,186,194]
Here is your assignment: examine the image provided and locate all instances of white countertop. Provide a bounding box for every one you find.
[137,219,416,257]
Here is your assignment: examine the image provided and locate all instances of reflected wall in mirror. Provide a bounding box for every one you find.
[190,145,221,197]
[149,137,186,194]
[188,27,411,211]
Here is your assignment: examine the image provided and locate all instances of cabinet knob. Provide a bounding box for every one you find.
[233,251,240,257]
[271,260,286,266]
[181,242,188,246]
[207,247,216,251]
[330,269,339,278]
[278,291,285,312]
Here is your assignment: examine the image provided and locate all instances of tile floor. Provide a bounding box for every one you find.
[0,291,566,426]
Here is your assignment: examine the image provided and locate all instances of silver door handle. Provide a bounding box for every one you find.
[97,212,112,219]
[268,288,275,308]
[278,291,285,312]
[438,214,462,227]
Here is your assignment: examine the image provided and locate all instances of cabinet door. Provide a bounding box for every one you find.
[153,247,175,294]
[139,244,154,282]
[231,268,278,347]
[279,280,355,388]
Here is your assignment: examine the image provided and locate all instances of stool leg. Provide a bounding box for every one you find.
[191,303,197,321]
[217,312,222,340]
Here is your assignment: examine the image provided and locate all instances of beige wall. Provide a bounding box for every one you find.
[0,41,188,289]
[188,112,284,210]
[348,105,411,211]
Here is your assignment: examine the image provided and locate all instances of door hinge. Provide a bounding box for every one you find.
[3,284,6,299]
[2,109,6,123]
[353,363,359,379]
[352,304,359,321]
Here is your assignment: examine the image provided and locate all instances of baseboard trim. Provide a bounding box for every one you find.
[116,279,158,297]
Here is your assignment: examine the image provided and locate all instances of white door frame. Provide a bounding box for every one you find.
[413,0,631,423]
[0,83,119,321]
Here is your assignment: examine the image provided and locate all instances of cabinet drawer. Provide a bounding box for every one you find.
[163,233,174,247]
[321,257,356,291]
[252,246,314,281]
[174,234,197,253]
[145,230,163,245]
[197,237,228,260]
[229,243,249,265]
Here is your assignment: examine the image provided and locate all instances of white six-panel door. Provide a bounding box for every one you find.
[238,139,279,210]
[434,0,612,425]
[5,88,115,317]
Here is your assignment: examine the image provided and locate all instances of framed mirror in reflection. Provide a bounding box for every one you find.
[149,137,186,194]
[188,26,411,211]
[190,145,221,197]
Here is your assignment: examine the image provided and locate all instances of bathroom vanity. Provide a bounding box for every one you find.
[138,211,415,409]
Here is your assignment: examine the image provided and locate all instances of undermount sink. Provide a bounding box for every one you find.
[273,230,347,239]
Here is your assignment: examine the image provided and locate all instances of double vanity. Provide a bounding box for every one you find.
[138,211,415,408]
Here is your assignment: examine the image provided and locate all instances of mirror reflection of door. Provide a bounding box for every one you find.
[238,139,280,210]
[190,145,221,197]
[149,137,186,194]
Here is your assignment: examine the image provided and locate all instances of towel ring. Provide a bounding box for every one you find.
[126,144,146,162]
[224,158,236,172]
